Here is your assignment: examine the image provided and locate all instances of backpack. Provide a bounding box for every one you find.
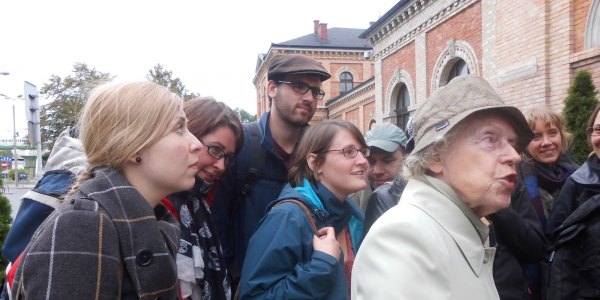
[2,170,77,300]
[226,122,288,280]
[228,122,288,225]
[545,194,600,300]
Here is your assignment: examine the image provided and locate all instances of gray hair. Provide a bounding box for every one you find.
[402,118,466,179]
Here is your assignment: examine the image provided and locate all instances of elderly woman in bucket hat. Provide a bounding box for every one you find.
[352,75,534,300]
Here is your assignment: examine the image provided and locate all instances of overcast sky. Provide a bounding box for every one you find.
[0,0,399,140]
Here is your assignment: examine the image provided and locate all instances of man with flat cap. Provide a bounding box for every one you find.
[212,54,331,290]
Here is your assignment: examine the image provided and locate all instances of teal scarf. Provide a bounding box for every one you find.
[293,178,363,251]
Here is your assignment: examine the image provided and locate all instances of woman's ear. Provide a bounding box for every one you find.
[128,152,142,164]
[307,153,317,172]
[426,154,443,175]
[307,153,322,181]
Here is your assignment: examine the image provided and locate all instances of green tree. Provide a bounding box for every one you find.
[8,168,29,180]
[563,70,599,164]
[40,63,113,150]
[234,107,257,123]
[146,64,199,101]
[0,179,13,281]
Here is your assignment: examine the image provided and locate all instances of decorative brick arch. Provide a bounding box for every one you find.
[384,68,415,116]
[431,39,479,92]
[585,0,600,49]
[333,65,358,82]
[368,119,377,131]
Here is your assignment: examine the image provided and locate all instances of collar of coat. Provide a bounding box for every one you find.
[274,181,364,234]
[77,167,180,298]
[571,154,600,185]
[406,175,491,276]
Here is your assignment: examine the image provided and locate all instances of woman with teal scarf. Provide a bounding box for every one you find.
[238,120,368,300]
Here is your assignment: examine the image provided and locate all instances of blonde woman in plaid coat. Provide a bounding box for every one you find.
[11,81,203,300]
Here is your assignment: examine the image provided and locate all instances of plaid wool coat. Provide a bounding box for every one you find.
[11,168,180,300]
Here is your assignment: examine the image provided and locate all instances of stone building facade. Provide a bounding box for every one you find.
[255,0,600,134]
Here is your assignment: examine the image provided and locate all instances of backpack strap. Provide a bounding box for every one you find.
[232,199,317,300]
[228,122,264,240]
[239,122,266,196]
[232,122,288,215]
[273,199,318,233]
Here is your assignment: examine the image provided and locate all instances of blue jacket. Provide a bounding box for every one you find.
[212,112,290,279]
[238,182,363,300]
[2,128,86,263]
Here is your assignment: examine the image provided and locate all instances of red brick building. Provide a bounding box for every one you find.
[255,0,600,133]
[253,21,374,127]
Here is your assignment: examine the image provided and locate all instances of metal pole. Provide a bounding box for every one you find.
[12,99,18,187]
[35,115,42,179]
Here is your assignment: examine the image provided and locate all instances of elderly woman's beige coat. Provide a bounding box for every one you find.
[352,175,499,300]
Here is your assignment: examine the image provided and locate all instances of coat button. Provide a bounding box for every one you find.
[136,249,153,266]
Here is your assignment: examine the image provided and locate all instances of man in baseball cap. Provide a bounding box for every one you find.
[351,123,408,212]
[212,54,331,291]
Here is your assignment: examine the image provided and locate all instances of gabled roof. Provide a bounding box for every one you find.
[273,28,372,50]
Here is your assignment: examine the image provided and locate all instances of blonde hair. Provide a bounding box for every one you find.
[523,104,572,153]
[70,81,183,195]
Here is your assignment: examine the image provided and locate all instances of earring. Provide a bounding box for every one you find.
[135,157,142,163]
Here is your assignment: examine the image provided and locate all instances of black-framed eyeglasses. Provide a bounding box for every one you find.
[277,80,326,100]
[322,147,370,158]
[199,140,235,165]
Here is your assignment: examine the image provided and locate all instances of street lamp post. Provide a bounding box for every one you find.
[11,97,18,186]
[0,72,15,185]
[0,93,21,187]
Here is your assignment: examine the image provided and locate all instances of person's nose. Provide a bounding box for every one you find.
[541,134,551,146]
[501,143,521,165]
[214,157,226,174]
[356,152,369,167]
[301,89,318,102]
[188,132,202,153]
[372,161,384,174]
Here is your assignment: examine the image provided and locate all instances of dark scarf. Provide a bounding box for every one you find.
[520,153,578,229]
[169,178,231,300]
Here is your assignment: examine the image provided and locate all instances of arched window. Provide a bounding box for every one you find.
[447,59,469,83]
[395,84,410,131]
[369,120,377,131]
[340,72,353,95]
[585,0,600,48]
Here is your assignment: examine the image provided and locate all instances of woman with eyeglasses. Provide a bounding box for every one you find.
[544,106,600,299]
[237,120,367,299]
[165,97,243,300]
[548,104,600,234]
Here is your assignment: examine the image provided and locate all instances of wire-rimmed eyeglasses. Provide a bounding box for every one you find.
[322,147,370,158]
[277,80,326,100]
[586,126,600,136]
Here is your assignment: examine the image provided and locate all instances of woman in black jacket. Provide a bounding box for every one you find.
[166,97,243,300]
[489,180,547,300]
